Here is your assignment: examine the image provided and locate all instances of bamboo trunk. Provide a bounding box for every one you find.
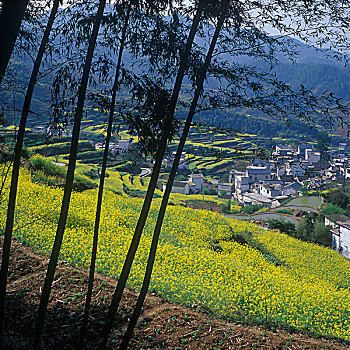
[34,0,107,346]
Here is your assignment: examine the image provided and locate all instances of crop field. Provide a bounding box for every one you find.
[285,196,323,209]
[1,167,350,341]
[1,121,262,178]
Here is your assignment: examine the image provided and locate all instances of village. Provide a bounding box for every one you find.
[30,124,350,260]
[163,143,350,260]
[165,143,349,204]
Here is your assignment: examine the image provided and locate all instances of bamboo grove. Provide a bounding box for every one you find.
[0,0,350,349]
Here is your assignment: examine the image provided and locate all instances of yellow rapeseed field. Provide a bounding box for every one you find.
[1,167,350,340]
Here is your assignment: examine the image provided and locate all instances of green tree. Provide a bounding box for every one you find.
[99,2,207,347]
[315,131,330,161]
[118,2,231,347]
[311,222,332,247]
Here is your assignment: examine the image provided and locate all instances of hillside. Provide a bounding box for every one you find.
[1,236,347,349]
[1,13,350,141]
[1,166,350,348]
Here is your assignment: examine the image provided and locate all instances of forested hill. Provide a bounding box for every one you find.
[2,13,350,140]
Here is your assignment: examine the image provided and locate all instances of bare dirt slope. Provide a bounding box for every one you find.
[1,237,349,349]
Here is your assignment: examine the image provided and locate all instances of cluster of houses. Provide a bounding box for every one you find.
[230,143,349,208]
[95,138,132,155]
[162,143,350,205]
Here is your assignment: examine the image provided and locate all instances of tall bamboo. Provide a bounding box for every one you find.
[78,4,132,348]
[0,0,60,339]
[118,1,230,348]
[99,1,206,348]
[34,0,107,346]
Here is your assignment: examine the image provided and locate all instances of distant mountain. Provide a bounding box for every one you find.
[1,10,349,141]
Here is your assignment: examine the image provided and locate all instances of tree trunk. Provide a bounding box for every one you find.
[0,0,60,340]
[34,0,107,346]
[98,2,206,348]
[78,4,131,349]
[118,1,230,348]
[0,0,29,86]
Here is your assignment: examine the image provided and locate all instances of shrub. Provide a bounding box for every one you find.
[276,209,294,215]
[242,204,262,215]
[311,222,332,247]
[296,213,331,247]
[323,189,350,209]
[268,220,296,236]
[322,203,345,216]
[221,200,231,214]
[203,188,217,195]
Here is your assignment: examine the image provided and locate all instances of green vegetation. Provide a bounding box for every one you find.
[284,196,323,209]
[29,154,97,191]
[268,220,297,237]
[321,203,346,216]
[242,204,264,215]
[2,169,350,341]
[323,186,350,214]
[267,215,331,247]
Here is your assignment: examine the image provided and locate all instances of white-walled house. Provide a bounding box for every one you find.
[325,215,350,259]
[334,222,350,259]
[164,152,189,170]
[116,139,132,153]
[188,174,203,193]
[297,144,313,159]
[273,145,294,157]
[241,192,280,208]
[163,181,196,195]
[95,139,132,154]
[282,182,303,196]
[305,149,321,164]
[233,163,272,200]
[258,183,282,198]
[218,183,232,198]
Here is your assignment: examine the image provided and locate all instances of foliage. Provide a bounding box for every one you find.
[1,169,350,341]
[268,220,296,237]
[315,131,330,162]
[29,154,97,191]
[221,199,231,214]
[242,204,263,215]
[323,189,350,210]
[321,203,346,216]
[276,209,294,215]
[296,214,331,247]
[203,188,217,195]
[310,222,332,247]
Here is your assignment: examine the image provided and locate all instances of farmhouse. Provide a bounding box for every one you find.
[188,173,204,193]
[330,221,350,259]
[282,182,303,196]
[305,149,321,164]
[297,144,314,159]
[240,192,280,208]
[218,183,232,198]
[163,180,196,195]
[164,152,189,170]
[95,139,132,154]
